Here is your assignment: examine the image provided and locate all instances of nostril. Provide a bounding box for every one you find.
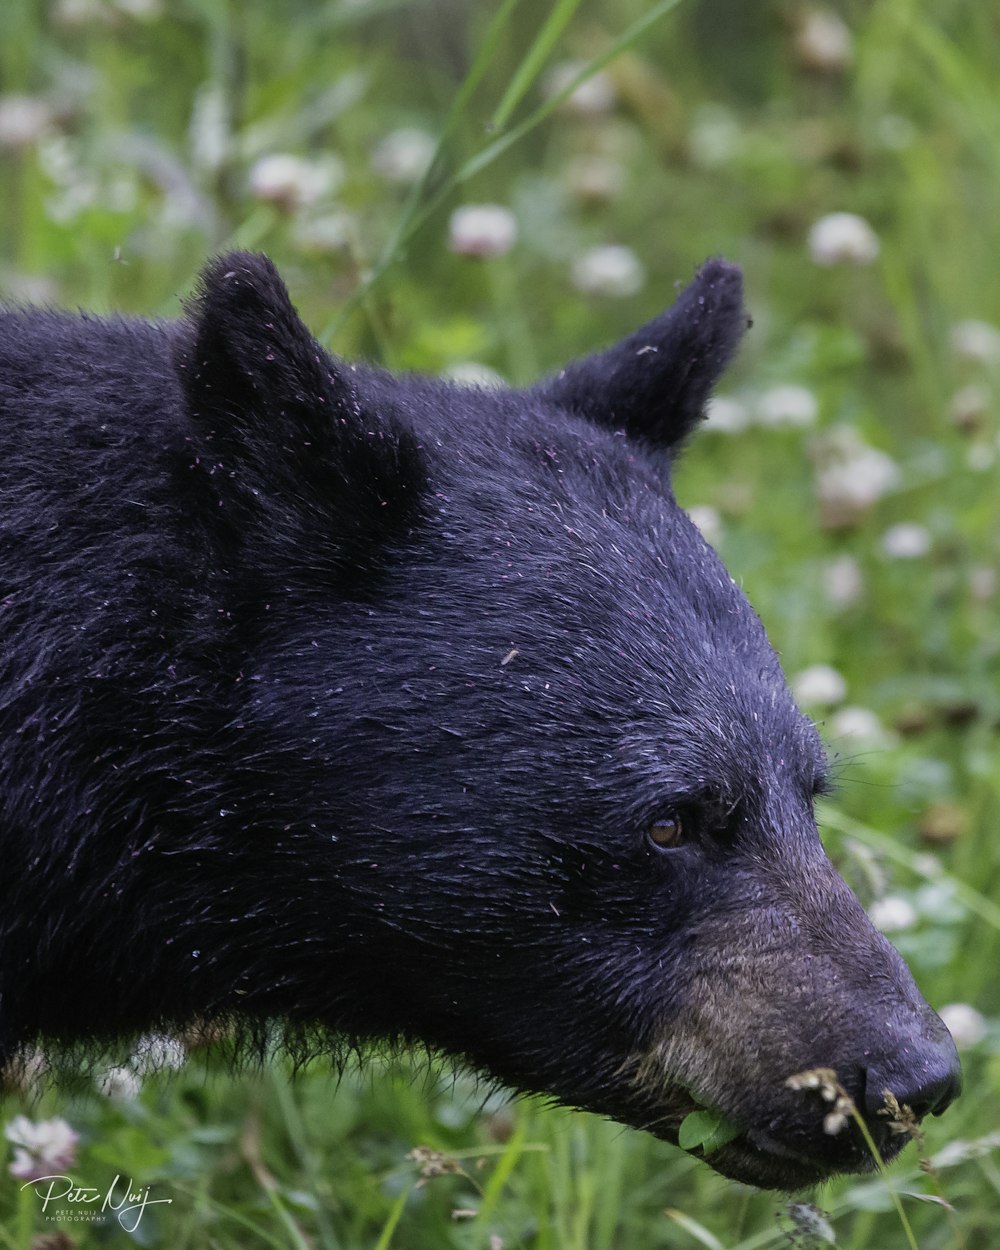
[865,1047,963,1121]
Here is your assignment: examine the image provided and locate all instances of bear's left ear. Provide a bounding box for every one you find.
[176,251,425,572]
[537,258,747,453]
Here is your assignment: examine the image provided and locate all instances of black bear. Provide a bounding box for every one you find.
[0,253,958,1189]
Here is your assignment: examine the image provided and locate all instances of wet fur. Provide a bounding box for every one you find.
[0,254,958,1187]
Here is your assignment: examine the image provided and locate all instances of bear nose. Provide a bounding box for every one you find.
[864,1039,962,1121]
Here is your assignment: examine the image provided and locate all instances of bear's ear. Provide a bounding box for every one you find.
[537,258,747,452]
[176,252,425,571]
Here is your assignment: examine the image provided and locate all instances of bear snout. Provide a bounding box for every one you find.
[862,1032,963,1121]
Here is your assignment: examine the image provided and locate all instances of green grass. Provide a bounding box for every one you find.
[1,0,999,1246]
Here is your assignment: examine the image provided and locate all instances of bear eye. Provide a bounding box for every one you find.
[648,815,685,849]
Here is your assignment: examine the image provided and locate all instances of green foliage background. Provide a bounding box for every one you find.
[0,0,998,1246]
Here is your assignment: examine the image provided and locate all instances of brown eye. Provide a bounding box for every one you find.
[648,816,685,849]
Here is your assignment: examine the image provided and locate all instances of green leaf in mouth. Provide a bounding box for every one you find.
[678,1108,743,1155]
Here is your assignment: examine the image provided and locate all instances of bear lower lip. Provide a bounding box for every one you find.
[652,1103,829,1188]
[637,1088,907,1189]
[702,1125,901,1191]
[705,1137,835,1190]
[660,1118,886,1191]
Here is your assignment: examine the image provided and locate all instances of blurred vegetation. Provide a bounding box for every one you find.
[0,0,999,1247]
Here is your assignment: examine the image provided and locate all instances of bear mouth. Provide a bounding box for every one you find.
[648,1103,900,1191]
[689,1127,883,1191]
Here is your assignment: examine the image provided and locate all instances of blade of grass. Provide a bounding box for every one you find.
[259,1186,317,1250]
[664,1208,727,1250]
[168,1181,305,1250]
[374,0,524,272]
[166,0,523,331]
[901,15,1000,157]
[269,1069,342,1250]
[846,1105,918,1250]
[469,1118,529,1239]
[315,0,522,346]
[453,0,688,186]
[490,0,585,131]
[320,0,688,343]
[819,803,1000,933]
[372,1183,413,1250]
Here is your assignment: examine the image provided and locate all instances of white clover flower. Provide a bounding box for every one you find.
[544,63,616,116]
[792,663,847,707]
[37,134,78,185]
[913,852,943,878]
[55,0,163,25]
[794,9,853,75]
[969,565,997,602]
[808,212,880,267]
[823,554,864,609]
[868,894,918,932]
[38,135,100,224]
[370,127,436,185]
[106,172,138,214]
[756,384,819,429]
[876,114,917,152]
[115,0,163,16]
[5,1115,79,1181]
[293,210,355,254]
[570,245,645,298]
[706,394,751,434]
[130,1032,187,1074]
[53,0,106,24]
[687,505,723,545]
[688,104,741,169]
[442,362,506,388]
[565,155,624,204]
[938,1003,987,1050]
[950,383,991,432]
[810,427,900,529]
[881,522,931,559]
[448,204,518,259]
[96,1065,143,1101]
[951,319,1000,366]
[829,705,894,748]
[0,96,53,150]
[249,153,343,212]
[45,186,98,225]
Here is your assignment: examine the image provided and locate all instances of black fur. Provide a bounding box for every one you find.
[0,253,958,1189]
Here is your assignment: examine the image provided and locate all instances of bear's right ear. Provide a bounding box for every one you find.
[176,252,425,572]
